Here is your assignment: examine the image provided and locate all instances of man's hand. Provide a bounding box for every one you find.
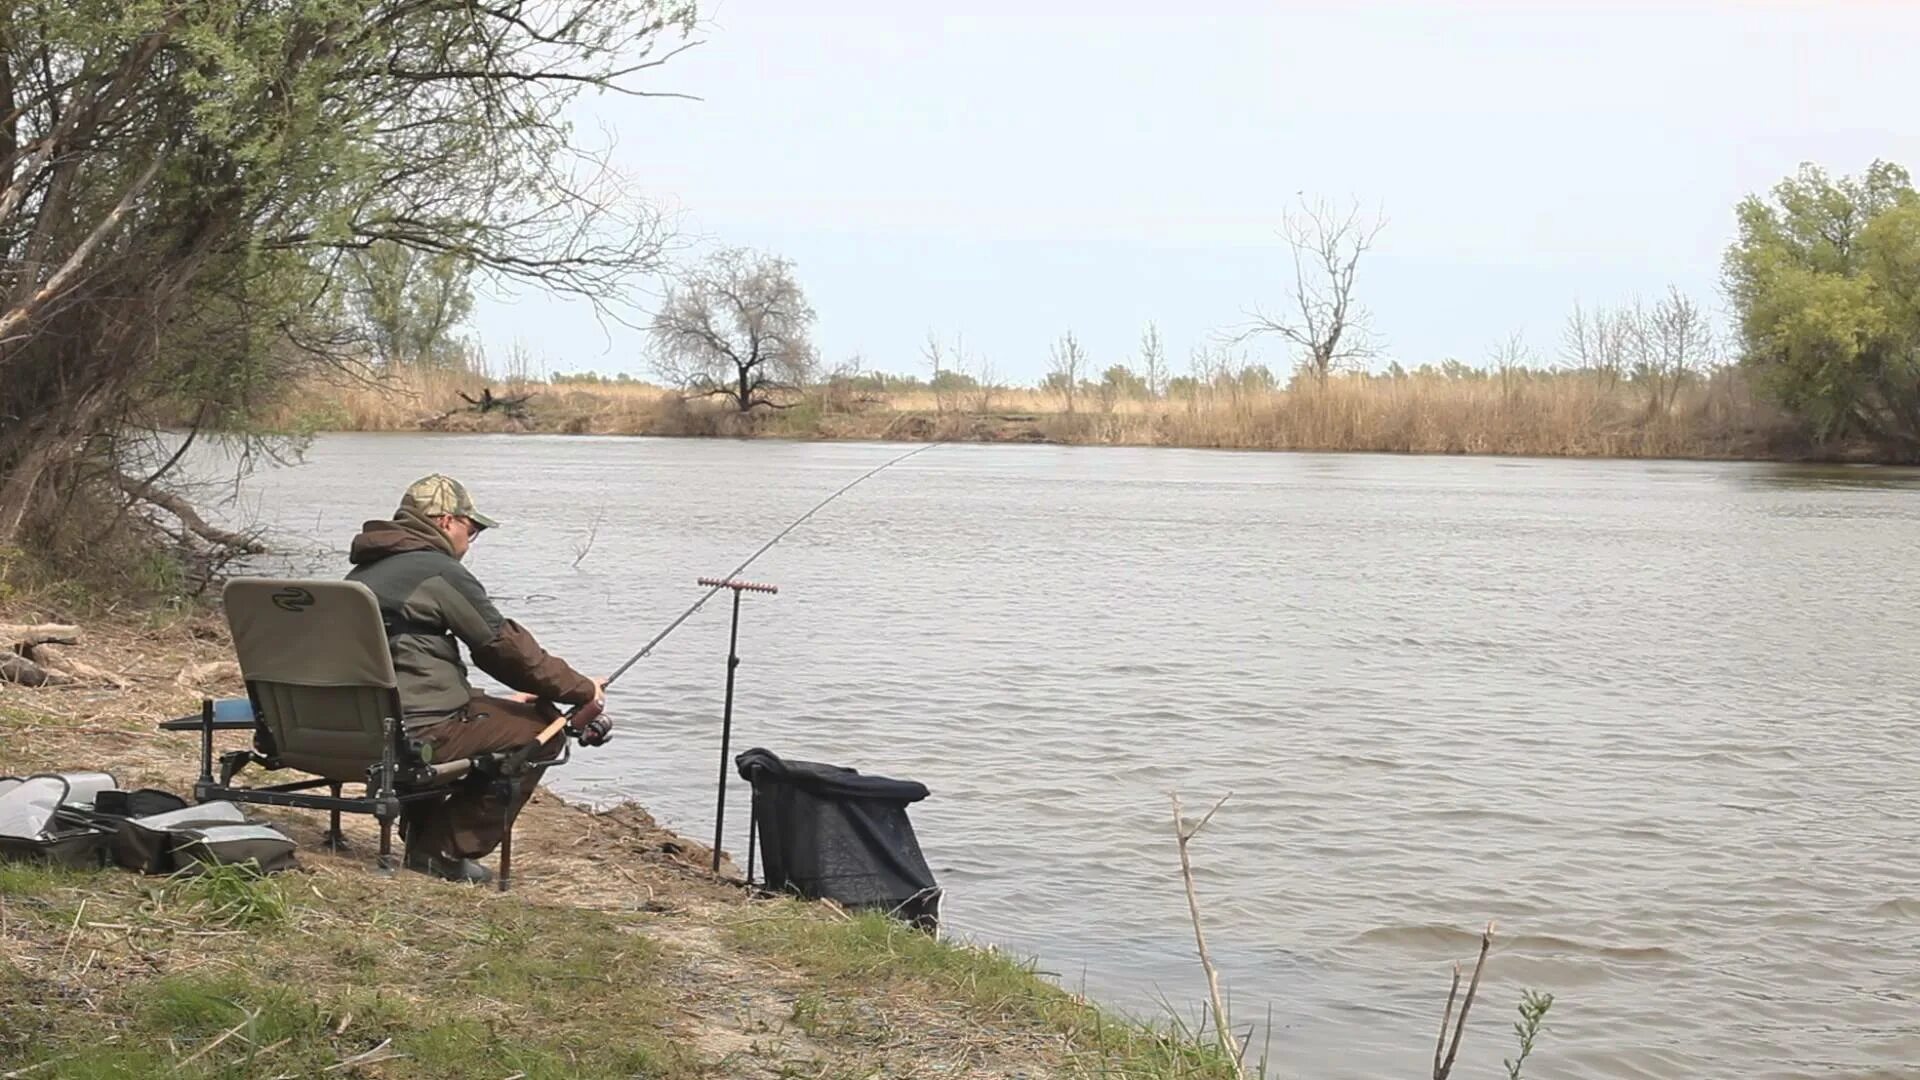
[502,691,539,705]
[570,681,613,747]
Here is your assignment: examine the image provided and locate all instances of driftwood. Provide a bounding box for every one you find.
[456,386,536,418]
[25,643,126,688]
[175,660,241,687]
[0,651,69,686]
[0,623,79,649]
[111,473,267,554]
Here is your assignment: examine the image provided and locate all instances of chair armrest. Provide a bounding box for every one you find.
[157,698,256,732]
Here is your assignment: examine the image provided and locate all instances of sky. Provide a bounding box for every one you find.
[467,0,1920,384]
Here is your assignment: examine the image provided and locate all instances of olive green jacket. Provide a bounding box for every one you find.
[344,509,595,729]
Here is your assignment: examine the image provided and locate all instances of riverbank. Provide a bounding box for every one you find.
[250,365,1860,462]
[0,605,1241,1078]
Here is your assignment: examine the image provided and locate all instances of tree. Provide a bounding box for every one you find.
[1725,160,1920,449]
[347,242,476,370]
[1100,364,1148,405]
[1488,332,1535,402]
[650,247,818,412]
[923,331,972,413]
[1047,331,1086,412]
[1562,302,1631,392]
[1631,288,1715,414]
[1243,196,1386,382]
[0,1,696,547]
[1139,322,1168,398]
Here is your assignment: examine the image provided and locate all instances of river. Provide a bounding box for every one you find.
[187,433,1920,1079]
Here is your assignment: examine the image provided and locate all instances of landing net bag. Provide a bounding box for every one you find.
[0,774,114,869]
[734,747,941,930]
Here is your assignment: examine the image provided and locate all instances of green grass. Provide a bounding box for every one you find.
[0,861,103,899]
[161,862,292,928]
[728,904,1246,1079]
[0,865,704,1080]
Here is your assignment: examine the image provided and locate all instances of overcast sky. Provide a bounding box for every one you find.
[467,1,1920,384]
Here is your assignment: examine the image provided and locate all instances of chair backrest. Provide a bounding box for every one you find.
[223,578,403,782]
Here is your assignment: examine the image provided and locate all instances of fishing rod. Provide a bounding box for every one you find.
[531,441,943,747]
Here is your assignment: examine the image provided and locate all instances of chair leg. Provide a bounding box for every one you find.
[377,815,394,875]
[498,822,512,893]
[326,783,346,850]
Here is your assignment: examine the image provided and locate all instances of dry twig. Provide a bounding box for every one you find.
[1432,920,1496,1080]
[1170,791,1241,1069]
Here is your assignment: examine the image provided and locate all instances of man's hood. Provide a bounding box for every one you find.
[348,508,457,565]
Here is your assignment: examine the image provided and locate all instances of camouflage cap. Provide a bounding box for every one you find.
[400,474,498,530]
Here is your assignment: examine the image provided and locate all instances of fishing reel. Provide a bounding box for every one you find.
[567,696,613,747]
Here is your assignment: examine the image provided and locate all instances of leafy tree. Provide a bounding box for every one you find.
[1100,364,1148,401]
[1724,160,1920,450]
[346,242,476,370]
[0,0,697,547]
[649,247,817,412]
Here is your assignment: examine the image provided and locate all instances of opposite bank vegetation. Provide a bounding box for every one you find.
[256,157,1920,465]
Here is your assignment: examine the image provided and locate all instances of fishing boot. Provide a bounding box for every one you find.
[403,848,494,885]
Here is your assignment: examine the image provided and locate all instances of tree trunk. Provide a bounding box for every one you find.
[0,439,57,545]
[736,364,753,412]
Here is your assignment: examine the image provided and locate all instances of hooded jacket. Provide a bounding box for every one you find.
[345,508,596,730]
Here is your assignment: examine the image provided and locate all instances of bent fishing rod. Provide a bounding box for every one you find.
[532,441,943,747]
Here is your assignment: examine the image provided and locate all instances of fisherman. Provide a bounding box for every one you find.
[345,474,607,884]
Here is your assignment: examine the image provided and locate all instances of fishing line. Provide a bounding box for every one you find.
[602,441,943,689]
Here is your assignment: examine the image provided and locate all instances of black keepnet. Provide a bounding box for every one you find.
[734,747,940,929]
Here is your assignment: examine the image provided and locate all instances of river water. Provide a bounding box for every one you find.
[188,433,1920,1079]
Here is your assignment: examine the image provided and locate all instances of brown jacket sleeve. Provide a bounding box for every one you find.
[426,564,597,705]
[469,619,598,705]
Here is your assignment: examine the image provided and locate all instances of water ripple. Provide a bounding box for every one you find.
[199,437,1920,1080]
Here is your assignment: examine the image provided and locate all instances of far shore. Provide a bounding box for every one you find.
[237,367,1905,465]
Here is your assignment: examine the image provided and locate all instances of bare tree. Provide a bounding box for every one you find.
[1243,197,1386,383]
[973,356,1000,414]
[1488,332,1535,402]
[1561,302,1629,392]
[1047,331,1086,413]
[1139,322,1168,399]
[650,248,817,412]
[923,331,949,413]
[1633,287,1715,414]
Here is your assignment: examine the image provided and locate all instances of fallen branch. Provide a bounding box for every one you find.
[112,473,267,554]
[23,644,126,687]
[1171,791,1242,1069]
[0,651,70,686]
[0,623,80,649]
[175,660,240,688]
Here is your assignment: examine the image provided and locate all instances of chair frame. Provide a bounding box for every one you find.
[190,667,569,892]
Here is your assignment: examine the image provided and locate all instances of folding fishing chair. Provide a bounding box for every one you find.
[182,578,566,890]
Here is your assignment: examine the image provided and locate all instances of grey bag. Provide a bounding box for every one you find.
[113,802,253,875]
[172,824,298,874]
[0,775,113,869]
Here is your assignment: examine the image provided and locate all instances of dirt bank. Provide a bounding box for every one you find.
[0,608,1235,1079]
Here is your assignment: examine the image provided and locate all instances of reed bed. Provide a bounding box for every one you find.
[257,365,1808,461]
